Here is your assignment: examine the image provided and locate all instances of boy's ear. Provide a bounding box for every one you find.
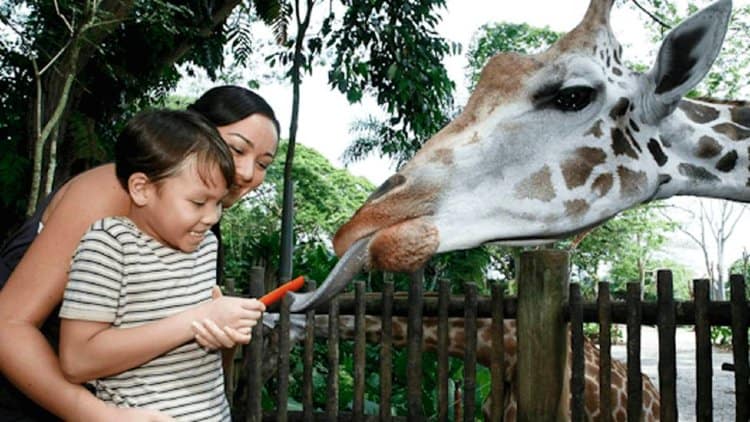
[128,172,152,206]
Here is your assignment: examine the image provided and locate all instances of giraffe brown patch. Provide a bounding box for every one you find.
[617,166,647,198]
[514,165,556,202]
[712,122,750,140]
[678,100,720,123]
[611,128,638,159]
[432,148,454,165]
[678,163,720,183]
[446,53,543,135]
[585,119,604,138]
[694,136,722,158]
[731,106,750,128]
[715,150,738,173]
[647,139,668,166]
[609,97,630,120]
[591,173,613,197]
[560,147,607,189]
[564,199,590,218]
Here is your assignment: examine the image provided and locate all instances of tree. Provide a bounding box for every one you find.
[332,0,460,167]
[0,0,251,240]
[464,22,560,91]
[629,0,750,98]
[664,199,747,300]
[257,0,460,280]
[220,141,374,292]
[566,202,678,298]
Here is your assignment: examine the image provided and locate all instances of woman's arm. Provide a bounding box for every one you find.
[59,295,263,383]
[0,165,134,419]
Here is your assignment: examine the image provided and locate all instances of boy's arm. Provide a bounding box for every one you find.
[59,298,263,384]
[59,309,203,384]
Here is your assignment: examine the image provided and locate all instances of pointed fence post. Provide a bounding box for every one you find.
[517,249,570,422]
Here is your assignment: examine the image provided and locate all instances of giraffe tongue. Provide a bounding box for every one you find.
[287,236,370,312]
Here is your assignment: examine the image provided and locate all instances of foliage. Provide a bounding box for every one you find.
[710,326,733,346]
[464,22,560,91]
[631,0,750,99]
[331,0,459,167]
[583,322,624,344]
[271,335,488,419]
[0,0,259,239]
[569,202,679,300]
[220,141,374,291]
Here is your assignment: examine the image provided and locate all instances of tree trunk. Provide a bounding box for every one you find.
[279,0,314,283]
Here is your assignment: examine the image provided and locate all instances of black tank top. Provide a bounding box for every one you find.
[0,191,61,421]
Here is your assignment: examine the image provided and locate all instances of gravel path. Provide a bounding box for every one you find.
[610,325,738,421]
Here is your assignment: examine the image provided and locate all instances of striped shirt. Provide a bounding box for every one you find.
[60,217,230,421]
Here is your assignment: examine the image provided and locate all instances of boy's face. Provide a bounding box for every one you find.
[141,159,228,253]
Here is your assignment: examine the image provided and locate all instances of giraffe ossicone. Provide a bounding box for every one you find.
[289,0,738,312]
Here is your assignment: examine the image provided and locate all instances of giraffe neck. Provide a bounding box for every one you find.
[315,315,514,369]
[655,98,750,202]
[312,315,660,421]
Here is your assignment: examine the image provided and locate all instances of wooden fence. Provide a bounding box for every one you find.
[230,250,749,421]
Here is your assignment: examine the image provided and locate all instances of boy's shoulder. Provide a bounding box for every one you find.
[87,216,141,239]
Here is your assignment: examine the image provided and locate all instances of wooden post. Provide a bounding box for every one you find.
[490,283,506,422]
[569,283,585,421]
[626,282,643,422]
[517,249,570,422]
[597,282,612,422]
[407,269,425,420]
[657,270,677,422]
[303,281,316,421]
[246,266,265,422]
[463,283,477,422]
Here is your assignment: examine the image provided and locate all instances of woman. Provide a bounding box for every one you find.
[0,86,280,421]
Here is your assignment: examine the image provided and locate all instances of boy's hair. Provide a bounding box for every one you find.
[115,109,235,191]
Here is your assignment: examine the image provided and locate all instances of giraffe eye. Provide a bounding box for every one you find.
[553,86,596,112]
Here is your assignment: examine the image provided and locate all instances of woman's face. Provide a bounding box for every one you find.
[217,113,278,208]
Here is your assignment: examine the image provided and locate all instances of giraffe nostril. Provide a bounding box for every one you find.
[366,174,406,202]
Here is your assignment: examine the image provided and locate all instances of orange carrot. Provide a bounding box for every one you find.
[259,276,306,306]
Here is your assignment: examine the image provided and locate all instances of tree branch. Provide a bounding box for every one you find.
[630,0,672,30]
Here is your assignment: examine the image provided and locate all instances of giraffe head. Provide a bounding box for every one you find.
[289,0,733,312]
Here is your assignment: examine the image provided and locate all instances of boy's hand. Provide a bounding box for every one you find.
[192,319,252,349]
[193,286,264,349]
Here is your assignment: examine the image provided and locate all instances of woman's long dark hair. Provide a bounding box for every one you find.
[188,85,280,137]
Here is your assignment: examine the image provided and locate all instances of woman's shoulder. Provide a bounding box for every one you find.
[66,164,120,192]
[50,164,129,220]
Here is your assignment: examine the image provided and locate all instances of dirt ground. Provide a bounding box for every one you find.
[610,325,738,421]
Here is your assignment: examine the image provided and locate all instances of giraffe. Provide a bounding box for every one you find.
[288,0,741,313]
[262,313,660,421]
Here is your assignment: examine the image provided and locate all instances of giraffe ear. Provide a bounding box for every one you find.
[642,0,732,123]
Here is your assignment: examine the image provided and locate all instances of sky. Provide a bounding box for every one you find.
[175,0,750,280]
